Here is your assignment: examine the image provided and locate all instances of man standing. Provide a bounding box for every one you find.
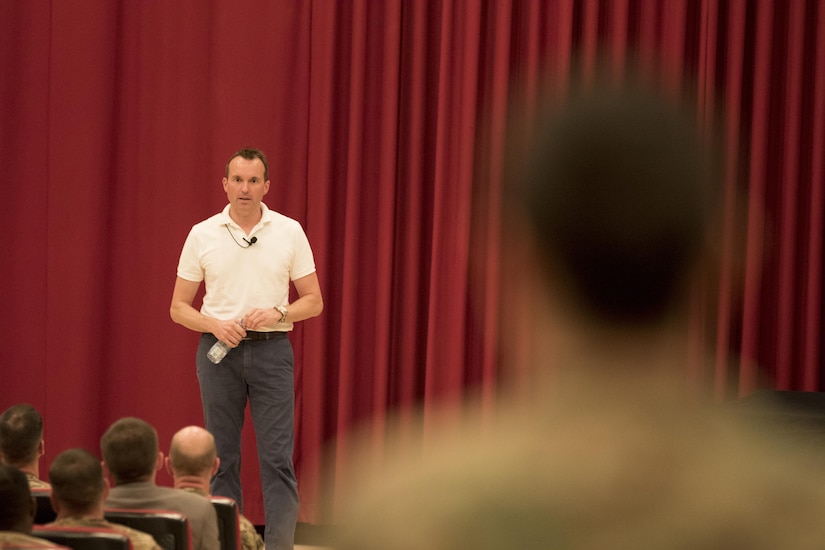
[170,148,323,549]
[0,404,50,489]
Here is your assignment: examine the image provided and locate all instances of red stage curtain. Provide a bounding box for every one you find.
[1,0,823,525]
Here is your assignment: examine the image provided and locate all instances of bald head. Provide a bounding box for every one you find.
[168,426,217,477]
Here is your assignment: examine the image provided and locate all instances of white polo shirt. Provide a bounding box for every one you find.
[176,203,316,331]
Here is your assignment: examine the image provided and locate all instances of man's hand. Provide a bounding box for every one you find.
[212,319,247,347]
[241,308,281,330]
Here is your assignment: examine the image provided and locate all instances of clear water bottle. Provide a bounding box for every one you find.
[207,340,230,364]
[208,320,243,364]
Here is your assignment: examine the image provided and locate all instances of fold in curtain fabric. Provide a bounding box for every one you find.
[1,0,823,525]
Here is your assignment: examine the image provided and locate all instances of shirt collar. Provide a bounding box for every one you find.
[217,202,273,229]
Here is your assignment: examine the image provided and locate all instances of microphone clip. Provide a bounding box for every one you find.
[226,225,258,248]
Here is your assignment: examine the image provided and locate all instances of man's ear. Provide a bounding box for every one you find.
[212,457,220,477]
[38,439,45,457]
[49,493,62,515]
[155,451,164,472]
[164,455,174,477]
[101,461,116,487]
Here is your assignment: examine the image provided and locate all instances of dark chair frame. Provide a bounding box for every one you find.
[31,487,57,525]
[210,496,241,550]
[32,525,132,550]
[103,509,191,550]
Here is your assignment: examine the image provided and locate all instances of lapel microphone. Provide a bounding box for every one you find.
[226,225,258,248]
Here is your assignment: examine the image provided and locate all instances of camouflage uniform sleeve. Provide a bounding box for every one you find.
[239,514,264,550]
[125,528,164,550]
[27,474,52,490]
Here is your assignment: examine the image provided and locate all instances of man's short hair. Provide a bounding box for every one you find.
[226,148,269,181]
[512,82,716,326]
[0,463,33,531]
[0,404,44,466]
[100,417,159,485]
[49,448,105,512]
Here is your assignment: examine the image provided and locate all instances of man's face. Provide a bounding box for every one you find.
[222,156,270,216]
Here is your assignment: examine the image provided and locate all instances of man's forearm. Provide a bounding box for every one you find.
[170,303,220,334]
[281,293,323,324]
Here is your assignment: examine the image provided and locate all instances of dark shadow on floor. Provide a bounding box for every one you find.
[255,522,341,547]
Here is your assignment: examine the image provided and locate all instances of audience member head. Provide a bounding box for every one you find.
[495,75,725,400]
[0,404,45,470]
[507,81,717,331]
[49,448,106,517]
[100,417,160,486]
[0,463,35,532]
[336,80,790,550]
[166,426,219,482]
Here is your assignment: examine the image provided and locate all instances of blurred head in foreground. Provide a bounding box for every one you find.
[496,75,725,399]
[514,83,713,327]
[335,79,825,549]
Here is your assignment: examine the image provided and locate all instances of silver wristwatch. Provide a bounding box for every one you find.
[274,305,289,323]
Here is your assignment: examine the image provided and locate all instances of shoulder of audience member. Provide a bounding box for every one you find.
[239,514,264,550]
[0,531,69,548]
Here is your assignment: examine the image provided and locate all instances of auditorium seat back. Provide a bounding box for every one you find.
[31,488,57,525]
[104,509,191,550]
[32,525,132,550]
[210,497,241,550]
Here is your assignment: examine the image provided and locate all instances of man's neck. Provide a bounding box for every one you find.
[229,205,263,232]
[57,504,105,522]
[172,475,211,495]
[112,474,154,487]
[524,302,696,406]
[17,462,39,478]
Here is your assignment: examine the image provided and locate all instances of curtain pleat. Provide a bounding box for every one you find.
[804,2,825,390]
[713,0,748,399]
[739,0,773,394]
[776,0,807,390]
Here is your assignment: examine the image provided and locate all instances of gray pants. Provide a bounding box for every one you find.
[197,332,298,550]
